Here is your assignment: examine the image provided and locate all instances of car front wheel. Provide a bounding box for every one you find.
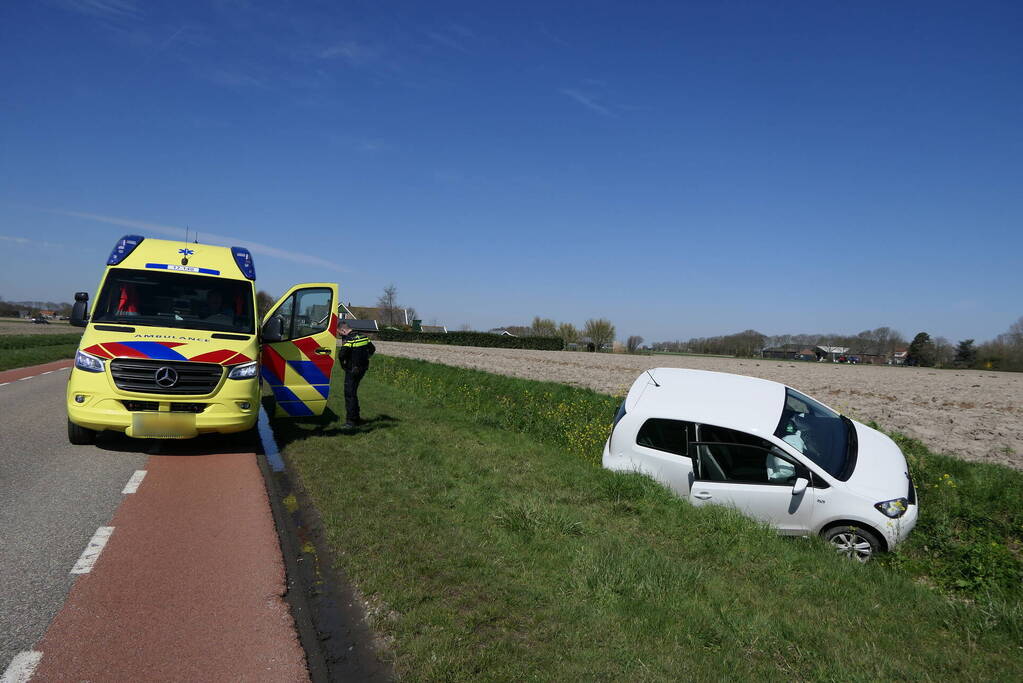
[68,419,97,445]
[822,525,882,562]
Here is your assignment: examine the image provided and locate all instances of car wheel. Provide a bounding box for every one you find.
[822,525,881,563]
[68,419,97,445]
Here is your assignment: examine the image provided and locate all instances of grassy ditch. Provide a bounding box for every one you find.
[270,355,1023,679]
[0,333,82,371]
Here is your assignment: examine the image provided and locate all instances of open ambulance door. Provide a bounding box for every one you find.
[260,283,339,417]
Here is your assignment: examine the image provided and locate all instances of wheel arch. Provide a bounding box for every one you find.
[819,519,889,553]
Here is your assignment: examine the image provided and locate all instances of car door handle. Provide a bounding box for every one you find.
[692,491,712,500]
[315,347,332,355]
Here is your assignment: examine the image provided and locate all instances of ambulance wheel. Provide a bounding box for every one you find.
[68,419,97,445]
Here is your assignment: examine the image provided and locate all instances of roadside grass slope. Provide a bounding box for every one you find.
[0,333,82,371]
[269,355,1023,679]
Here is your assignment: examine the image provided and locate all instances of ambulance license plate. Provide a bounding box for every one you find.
[131,413,198,438]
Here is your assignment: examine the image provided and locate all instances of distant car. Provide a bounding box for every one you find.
[603,369,918,561]
[32,316,50,324]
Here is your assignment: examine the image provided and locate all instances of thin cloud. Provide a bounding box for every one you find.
[46,209,347,273]
[204,69,265,88]
[52,0,138,19]
[560,88,616,118]
[319,41,382,65]
[425,25,477,53]
[0,235,66,249]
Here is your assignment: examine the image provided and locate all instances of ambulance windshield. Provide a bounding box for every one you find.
[93,268,255,334]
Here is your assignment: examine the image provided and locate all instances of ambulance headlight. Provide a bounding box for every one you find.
[228,361,258,380]
[75,350,105,373]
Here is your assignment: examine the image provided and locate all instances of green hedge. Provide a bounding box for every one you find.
[376,329,564,350]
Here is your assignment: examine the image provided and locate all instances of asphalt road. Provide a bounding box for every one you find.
[0,362,148,671]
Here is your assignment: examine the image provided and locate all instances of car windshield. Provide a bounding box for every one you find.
[93,267,255,334]
[774,387,854,480]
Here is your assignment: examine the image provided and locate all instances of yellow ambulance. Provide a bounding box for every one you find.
[67,235,339,443]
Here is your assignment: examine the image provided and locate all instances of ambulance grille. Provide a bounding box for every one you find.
[110,359,223,395]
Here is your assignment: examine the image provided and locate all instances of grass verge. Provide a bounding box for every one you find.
[270,355,1023,679]
[0,333,82,371]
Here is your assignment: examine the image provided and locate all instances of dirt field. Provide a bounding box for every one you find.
[377,342,1023,470]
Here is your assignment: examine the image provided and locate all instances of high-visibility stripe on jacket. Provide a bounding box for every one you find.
[339,332,375,371]
[342,334,372,348]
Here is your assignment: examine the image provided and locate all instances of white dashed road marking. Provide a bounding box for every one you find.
[122,470,147,494]
[16,377,31,381]
[0,383,8,388]
[71,527,115,575]
[1,651,42,683]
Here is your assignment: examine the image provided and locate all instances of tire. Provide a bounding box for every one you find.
[822,525,882,563]
[68,419,97,445]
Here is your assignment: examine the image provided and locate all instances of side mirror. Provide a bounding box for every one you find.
[70,292,89,327]
[792,477,809,496]
[262,315,285,343]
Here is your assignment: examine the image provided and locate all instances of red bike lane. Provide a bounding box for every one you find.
[30,450,309,682]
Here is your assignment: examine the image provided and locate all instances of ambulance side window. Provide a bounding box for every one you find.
[272,288,331,340]
[292,289,331,338]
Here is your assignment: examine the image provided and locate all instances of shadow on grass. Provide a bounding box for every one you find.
[262,399,402,447]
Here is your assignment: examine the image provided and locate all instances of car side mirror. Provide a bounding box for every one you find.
[262,314,285,342]
[70,292,89,327]
[792,477,809,496]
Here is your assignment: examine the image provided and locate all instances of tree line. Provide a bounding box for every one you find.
[650,318,1023,372]
[493,317,620,352]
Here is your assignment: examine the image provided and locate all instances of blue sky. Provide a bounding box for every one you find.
[1,1,1020,342]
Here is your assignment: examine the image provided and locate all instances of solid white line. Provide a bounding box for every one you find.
[70,527,115,574]
[1,651,43,683]
[122,470,147,494]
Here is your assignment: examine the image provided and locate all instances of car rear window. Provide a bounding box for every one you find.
[636,418,689,457]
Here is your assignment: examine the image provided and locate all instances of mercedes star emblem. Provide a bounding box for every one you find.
[155,366,179,388]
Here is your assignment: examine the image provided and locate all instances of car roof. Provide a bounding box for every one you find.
[628,368,786,439]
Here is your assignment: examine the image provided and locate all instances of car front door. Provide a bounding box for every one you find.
[260,283,339,417]
[688,424,814,535]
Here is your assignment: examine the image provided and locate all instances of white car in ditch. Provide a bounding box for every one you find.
[602,368,918,560]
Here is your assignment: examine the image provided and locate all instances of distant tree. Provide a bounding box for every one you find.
[256,290,275,319]
[626,335,644,353]
[459,323,472,331]
[584,318,615,352]
[557,322,579,345]
[907,332,937,367]
[531,316,557,337]
[376,284,402,325]
[1009,316,1023,346]
[933,336,954,367]
[406,307,419,323]
[954,339,977,368]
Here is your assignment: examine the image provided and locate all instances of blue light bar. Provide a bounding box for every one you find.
[231,247,256,280]
[107,235,145,265]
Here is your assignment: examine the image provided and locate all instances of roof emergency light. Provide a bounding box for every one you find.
[107,235,145,265]
[231,247,256,280]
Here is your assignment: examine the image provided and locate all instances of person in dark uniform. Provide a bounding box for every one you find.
[337,322,376,429]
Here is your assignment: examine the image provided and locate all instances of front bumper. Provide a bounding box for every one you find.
[877,502,919,551]
[66,367,259,438]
